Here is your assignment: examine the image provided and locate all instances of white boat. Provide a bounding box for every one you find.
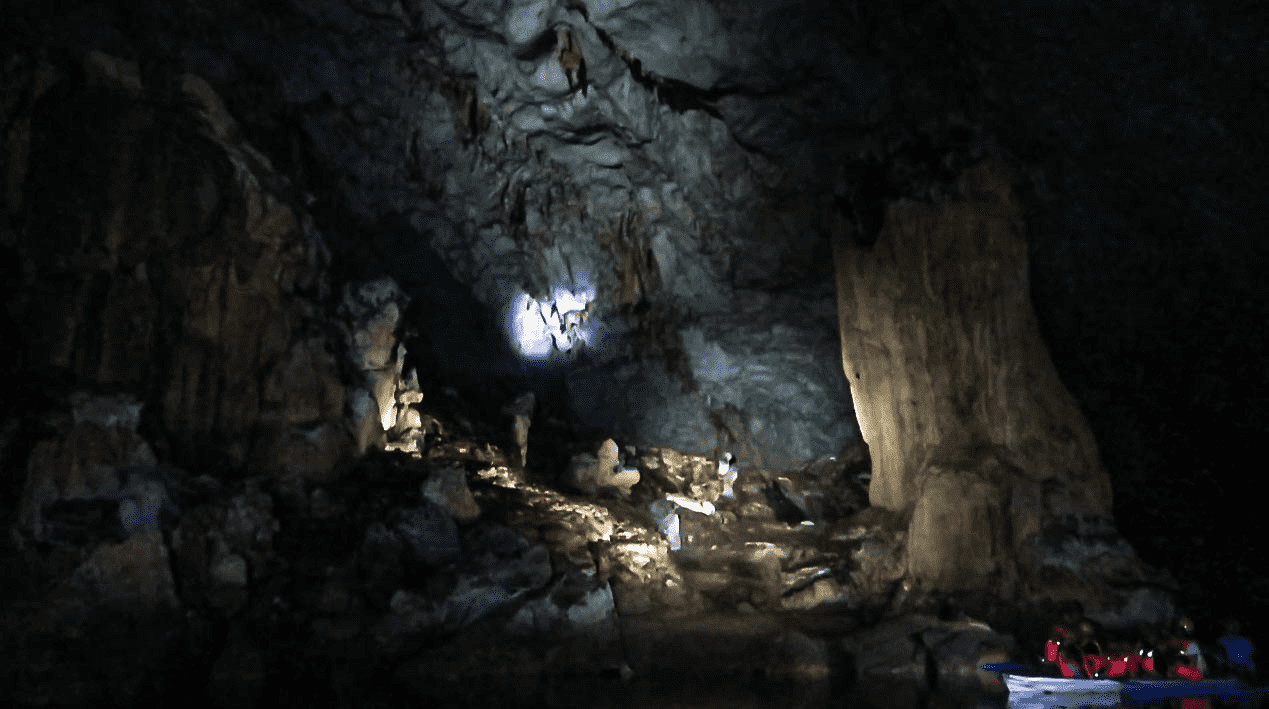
[1002,673,1127,709]
[1004,674,1123,695]
[1004,672,1261,707]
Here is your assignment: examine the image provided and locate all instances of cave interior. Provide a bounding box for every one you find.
[1,0,1266,706]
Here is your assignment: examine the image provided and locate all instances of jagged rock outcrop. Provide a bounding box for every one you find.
[1,49,358,686]
[833,160,1171,622]
[3,51,351,482]
[834,160,1111,521]
[840,615,1015,693]
[565,438,641,497]
[339,275,414,455]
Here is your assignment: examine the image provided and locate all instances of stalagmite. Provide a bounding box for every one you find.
[833,160,1114,594]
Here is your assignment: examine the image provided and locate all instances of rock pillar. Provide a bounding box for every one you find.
[832,160,1114,593]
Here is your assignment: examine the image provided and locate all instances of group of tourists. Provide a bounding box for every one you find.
[1043,611,1257,682]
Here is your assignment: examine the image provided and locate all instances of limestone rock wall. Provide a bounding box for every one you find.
[147,0,862,471]
[3,51,351,481]
[833,160,1118,596]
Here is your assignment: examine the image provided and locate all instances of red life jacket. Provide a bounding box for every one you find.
[1057,652,1080,678]
[1045,640,1061,663]
[1141,650,1155,673]
[1181,639,1208,674]
[1084,654,1110,678]
[1106,655,1130,677]
[1046,638,1083,677]
[1175,664,1204,682]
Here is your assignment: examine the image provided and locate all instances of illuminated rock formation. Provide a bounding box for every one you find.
[834,160,1164,615]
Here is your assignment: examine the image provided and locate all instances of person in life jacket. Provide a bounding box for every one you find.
[1216,619,1256,681]
[1165,617,1207,681]
[1102,635,1142,679]
[1076,620,1113,679]
[1136,626,1162,677]
[1045,623,1084,678]
[1098,625,1161,679]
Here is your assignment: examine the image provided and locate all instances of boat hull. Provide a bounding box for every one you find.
[1004,674,1122,695]
[1005,673,1261,703]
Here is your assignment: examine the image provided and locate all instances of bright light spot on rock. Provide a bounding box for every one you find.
[552,283,592,315]
[507,277,599,363]
[620,543,662,559]
[511,291,556,360]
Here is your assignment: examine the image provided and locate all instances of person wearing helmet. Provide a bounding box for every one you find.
[1166,616,1206,681]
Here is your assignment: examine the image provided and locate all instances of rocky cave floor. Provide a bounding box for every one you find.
[1,380,1259,709]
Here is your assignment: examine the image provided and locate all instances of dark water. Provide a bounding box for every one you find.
[513,677,1269,709]
[448,676,979,709]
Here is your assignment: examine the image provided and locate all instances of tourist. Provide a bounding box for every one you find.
[1164,617,1206,681]
[1045,622,1084,678]
[1075,619,1111,678]
[1137,625,1163,677]
[1217,619,1256,681]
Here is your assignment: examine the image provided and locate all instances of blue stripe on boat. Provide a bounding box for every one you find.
[1002,673,1265,703]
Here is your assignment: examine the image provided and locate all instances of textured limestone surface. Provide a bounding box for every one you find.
[151,0,865,470]
[3,0,1268,704]
[834,160,1131,600]
[3,56,350,481]
[835,161,1110,519]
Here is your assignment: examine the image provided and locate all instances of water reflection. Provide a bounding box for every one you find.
[511,677,1269,709]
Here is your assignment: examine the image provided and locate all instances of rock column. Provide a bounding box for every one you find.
[832,160,1114,593]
